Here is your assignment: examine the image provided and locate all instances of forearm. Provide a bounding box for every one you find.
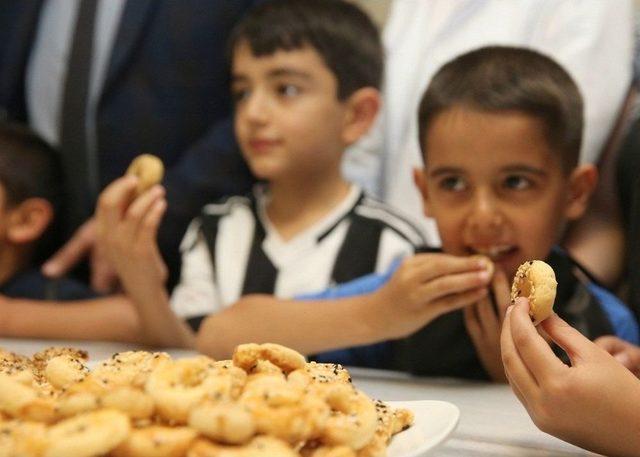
[196,293,383,359]
[127,287,195,349]
[0,295,142,343]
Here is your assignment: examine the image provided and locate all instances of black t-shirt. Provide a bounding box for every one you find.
[0,269,97,301]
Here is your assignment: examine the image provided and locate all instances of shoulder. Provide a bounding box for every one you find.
[180,194,255,253]
[353,194,428,247]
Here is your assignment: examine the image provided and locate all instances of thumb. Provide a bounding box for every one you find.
[540,313,595,365]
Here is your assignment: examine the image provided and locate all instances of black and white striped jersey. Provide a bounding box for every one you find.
[170,185,426,329]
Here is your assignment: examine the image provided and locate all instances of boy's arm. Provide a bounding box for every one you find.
[0,294,141,342]
[197,253,492,359]
[96,176,195,349]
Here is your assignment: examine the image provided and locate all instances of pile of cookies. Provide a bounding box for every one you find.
[0,343,412,457]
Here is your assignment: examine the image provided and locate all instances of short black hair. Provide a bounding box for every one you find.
[0,122,63,259]
[228,0,383,100]
[417,46,583,173]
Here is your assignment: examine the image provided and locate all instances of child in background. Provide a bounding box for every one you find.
[0,123,93,300]
[0,123,140,341]
[96,0,487,351]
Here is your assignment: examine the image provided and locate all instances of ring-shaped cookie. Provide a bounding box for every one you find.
[510,260,557,325]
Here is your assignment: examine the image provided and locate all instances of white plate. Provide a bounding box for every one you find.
[386,400,460,457]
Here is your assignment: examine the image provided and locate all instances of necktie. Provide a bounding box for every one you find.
[59,0,98,236]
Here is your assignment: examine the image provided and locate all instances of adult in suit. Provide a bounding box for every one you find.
[0,0,257,290]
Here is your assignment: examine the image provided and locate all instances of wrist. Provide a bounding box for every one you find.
[355,289,395,342]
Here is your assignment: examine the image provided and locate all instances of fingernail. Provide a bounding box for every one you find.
[478,270,491,281]
[615,353,630,365]
[475,258,489,269]
[505,305,514,316]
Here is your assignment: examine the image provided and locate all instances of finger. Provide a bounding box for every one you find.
[409,253,492,282]
[96,175,139,232]
[124,185,166,239]
[138,198,167,245]
[91,257,118,293]
[463,304,482,339]
[594,335,627,354]
[539,311,598,366]
[492,268,511,320]
[500,303,538,396]
[417,270,492,302]
[41,219,95,277]
[476,296,500,335]
[427,287,488,317]
[509,298,567,380]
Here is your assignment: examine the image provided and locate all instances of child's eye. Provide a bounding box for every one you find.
[277,84,300,97]
[504,175,532,190]
[439,176,467,192]
[231,88,249,104]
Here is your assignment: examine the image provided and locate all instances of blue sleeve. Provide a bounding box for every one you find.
[587,283,640,345]
[297,261,400,368]
[298,259,399,300]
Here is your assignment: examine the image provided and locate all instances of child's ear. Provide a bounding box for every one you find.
[564,164,598,220]
[6,198,54,245]
[341,87,380,146]
[413,166,432,217]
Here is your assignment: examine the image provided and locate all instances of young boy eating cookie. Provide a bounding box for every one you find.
[392,46,638,380]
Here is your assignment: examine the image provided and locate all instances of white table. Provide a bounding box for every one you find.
[0,338,600,456]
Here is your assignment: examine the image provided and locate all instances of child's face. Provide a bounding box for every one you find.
[415,107,589,279]
[231,41,348,181]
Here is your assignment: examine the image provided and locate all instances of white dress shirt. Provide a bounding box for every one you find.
[26,0,126,155]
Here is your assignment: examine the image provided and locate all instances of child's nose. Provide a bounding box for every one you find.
[467,191,504,235]
[244,91,269,123]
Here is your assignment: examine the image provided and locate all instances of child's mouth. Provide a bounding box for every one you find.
[468,245,518,261]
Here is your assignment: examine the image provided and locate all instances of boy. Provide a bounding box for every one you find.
[169,0,427,330]
[97,0,489,350]
[0,123,140,341]
[0,122,93,300]
[394,46,638,380]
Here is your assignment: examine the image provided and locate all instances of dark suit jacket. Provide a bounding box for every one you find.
[0,0,257,284]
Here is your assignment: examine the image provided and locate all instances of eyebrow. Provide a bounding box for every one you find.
[428,167,465,177]
[428,165,547,177]
[231,67,313,83]
[501,165,546,175]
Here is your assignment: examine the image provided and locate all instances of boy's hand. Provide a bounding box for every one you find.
[595,335,640,377]
[96,176,168,300]
[42,218,119,293]
[464,268,510,382]
[370,253,492,339]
